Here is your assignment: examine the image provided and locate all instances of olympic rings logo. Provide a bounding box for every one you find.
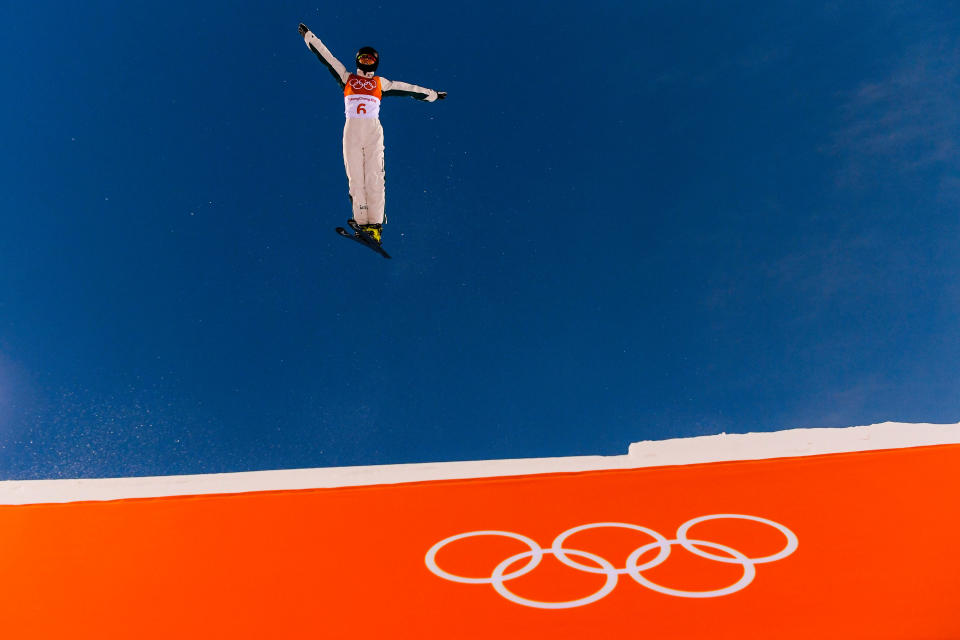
[349,78,377,91]
[425,514,798,609]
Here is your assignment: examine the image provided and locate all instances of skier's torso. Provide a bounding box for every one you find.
[344,74,382,120]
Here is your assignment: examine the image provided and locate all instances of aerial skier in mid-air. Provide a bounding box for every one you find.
[298,23,446,259]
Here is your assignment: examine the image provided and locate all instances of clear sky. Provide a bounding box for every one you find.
[1,1,958,479]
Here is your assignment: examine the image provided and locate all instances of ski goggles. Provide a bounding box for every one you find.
[357,53,378,66]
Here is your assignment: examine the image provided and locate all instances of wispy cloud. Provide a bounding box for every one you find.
[766,232,882,301]
[831,40,960,197]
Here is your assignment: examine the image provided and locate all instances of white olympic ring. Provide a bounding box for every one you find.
[494,548,618,609]
[349,78,377,91]
[424,530,542,584]
[552,522,670,574]
[425,513,798,609]
[626,538,756,598]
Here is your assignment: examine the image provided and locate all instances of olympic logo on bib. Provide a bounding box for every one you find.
[425,514,798,609]
[349,78,377,91]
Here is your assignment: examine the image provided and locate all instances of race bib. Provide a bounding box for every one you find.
[344,95,380,119]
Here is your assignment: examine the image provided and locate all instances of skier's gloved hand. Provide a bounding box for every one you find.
[436,91,447,100]
[298,23,310,36]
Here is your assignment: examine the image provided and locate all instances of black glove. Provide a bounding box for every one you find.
[298,23,309,36]
[436,91,447,100]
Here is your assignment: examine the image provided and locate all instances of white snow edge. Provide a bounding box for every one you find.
[2,421,958,505]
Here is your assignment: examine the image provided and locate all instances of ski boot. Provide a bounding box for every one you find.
[359,223,382,245]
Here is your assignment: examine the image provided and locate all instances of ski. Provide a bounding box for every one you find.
[347,219,392,259]
[335,221,392,259]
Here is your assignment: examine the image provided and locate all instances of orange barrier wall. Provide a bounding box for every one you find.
[2,444,959,639]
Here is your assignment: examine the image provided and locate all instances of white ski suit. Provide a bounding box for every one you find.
[302,30,441,225]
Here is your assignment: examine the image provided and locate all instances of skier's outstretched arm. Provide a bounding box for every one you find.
[381,77,447,102]
[299,23,349,89]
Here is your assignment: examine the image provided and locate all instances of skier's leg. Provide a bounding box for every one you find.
[342,124,368,224]
[365,123,386,225]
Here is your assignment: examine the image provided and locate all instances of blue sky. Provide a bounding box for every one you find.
[1,1,958,479]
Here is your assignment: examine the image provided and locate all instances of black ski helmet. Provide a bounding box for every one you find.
[356,46,379,73]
